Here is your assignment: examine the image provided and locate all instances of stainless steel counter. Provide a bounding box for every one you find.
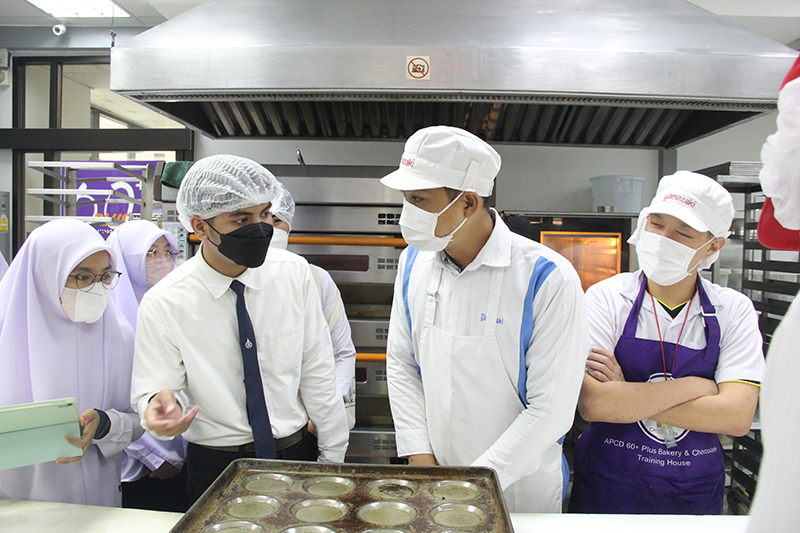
[0,499,750,533]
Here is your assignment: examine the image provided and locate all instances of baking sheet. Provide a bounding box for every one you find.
[171,459,514,533]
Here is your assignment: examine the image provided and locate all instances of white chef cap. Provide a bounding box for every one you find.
[269,182,296,230]
[629,171,734,270]
[381,126,501,196]
[177,154,281,231]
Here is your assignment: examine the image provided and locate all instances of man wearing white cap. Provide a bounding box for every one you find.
[382,125,588,513]
[131,155,348,502]
[569,171,765,514]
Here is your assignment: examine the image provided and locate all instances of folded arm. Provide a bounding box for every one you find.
[652,381,759,436]
[580,346,758,435]
[579,346,719,424]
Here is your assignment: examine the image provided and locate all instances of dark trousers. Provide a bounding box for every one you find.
[186,431,318,504]
[121,467,191,513]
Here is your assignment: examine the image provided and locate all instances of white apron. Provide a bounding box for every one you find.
[418,263,562,513]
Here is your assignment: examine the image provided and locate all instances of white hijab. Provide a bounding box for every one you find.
[106,220,178,330]
[0,219,135,506]
[0,251,7,282]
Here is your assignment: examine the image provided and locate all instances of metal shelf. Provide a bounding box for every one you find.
[25,216,113,223]
[26,161,156,224]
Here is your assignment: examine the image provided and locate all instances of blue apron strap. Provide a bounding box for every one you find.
[402,247,421,376]
[696,278,721,363]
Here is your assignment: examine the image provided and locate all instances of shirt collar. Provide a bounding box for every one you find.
[623,270,726,317]
[195,243,262,299]
[434,209,512,273]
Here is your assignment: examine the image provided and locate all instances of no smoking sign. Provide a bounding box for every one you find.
[406,56,430,80]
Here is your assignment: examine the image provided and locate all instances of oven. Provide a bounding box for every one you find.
[502,212,638,291]
[272,165,404,464]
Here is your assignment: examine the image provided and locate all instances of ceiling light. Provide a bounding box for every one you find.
[26,0,130,18]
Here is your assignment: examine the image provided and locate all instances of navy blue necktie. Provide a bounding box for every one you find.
[230,280,277,458]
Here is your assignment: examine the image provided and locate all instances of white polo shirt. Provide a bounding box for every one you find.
[387,213,588,489]
[586,270,765,384]
[131,246,348,462]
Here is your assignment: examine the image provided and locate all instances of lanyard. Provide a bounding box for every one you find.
[649,291,692,381]
[649,290,692,449]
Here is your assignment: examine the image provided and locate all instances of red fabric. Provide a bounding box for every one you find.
[782,56,800,90]
[758,198,800,251]
[757,55,800,250]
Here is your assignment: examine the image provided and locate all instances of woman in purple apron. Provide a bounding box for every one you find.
[570,172,765,514]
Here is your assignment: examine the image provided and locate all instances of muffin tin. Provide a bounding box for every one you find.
[170,459,514,533]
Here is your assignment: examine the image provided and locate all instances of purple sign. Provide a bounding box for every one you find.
[73,161,159,222]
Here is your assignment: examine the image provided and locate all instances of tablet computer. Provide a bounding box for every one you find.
[0,397,82,471]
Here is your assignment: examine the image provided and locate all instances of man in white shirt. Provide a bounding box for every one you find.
[382,126,588,513]
[570,171,764,514]
[269,185,357,429]
[131,155,348,502]
[746,55,800,533]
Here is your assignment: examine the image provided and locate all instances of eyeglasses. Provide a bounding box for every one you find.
[67,270,122,292]
[146,249,178,261]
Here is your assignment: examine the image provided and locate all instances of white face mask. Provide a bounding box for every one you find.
[145,257,174,288]
[636,230,714,286]
[60,284,110,323]
[399,192,467,252]
[270,227,289,250]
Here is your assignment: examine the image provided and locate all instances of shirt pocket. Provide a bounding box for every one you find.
[267,320,304,374]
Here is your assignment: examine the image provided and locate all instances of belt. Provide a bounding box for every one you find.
[202,426,308,454]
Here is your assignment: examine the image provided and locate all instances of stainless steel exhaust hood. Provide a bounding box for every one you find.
[110,0,798,147]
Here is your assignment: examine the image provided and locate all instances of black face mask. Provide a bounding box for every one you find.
[206,221,273,268]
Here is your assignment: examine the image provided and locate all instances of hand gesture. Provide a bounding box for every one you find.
[585,346,626,383]
[57,409,99,464]
[144,388,198,437]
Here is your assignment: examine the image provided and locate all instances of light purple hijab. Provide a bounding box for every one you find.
[106,220,185,483]
[0,251,7,282]
[0,219,136,506]
[106,220,178,329]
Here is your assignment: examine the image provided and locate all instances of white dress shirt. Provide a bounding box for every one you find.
[387,213,588,489]
[131,245,348,462]
[585,271,765,385]
[310,265,356,401]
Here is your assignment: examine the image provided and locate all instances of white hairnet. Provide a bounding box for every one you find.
[269,183,296,230]
[176,155,281,231]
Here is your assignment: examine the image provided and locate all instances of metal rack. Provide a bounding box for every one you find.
[698,162,798,514]
[25,161,157,224]
[728,431,763,515]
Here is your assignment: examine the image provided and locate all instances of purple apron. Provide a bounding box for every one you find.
[569,277,724,514]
